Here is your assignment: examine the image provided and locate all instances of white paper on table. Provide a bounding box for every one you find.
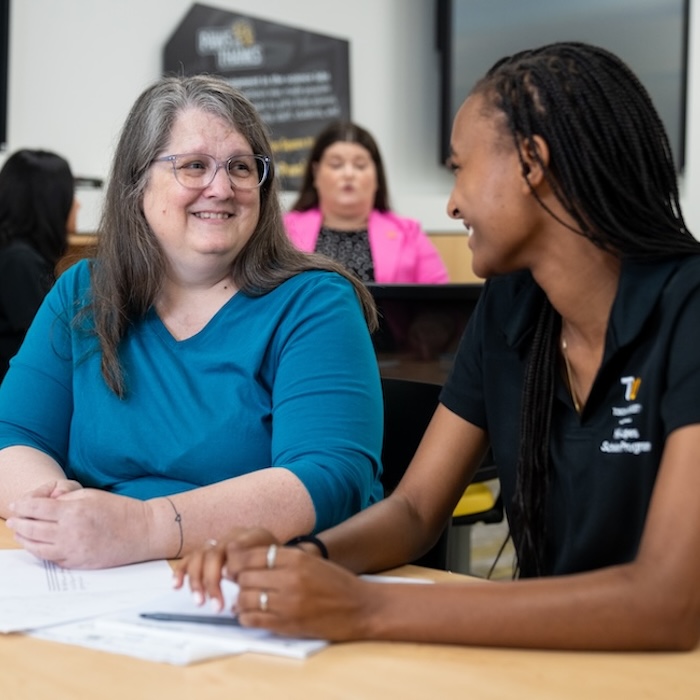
[30,617,248,666]
[83,575,428,664]
[361,574,434,584]
[20,564,430,664]
[91,578,328,663]
[0,550,173,633]
[30,578,327,665]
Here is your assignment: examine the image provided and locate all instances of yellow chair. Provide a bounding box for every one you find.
[448,480,504,574]
[453,482,497,519]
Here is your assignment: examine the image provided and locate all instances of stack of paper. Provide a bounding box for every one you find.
[0,549,173,633]
[1,549,327,665]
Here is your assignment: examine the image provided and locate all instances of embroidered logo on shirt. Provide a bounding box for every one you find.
[620,375,642,401]
[599,376,651,455]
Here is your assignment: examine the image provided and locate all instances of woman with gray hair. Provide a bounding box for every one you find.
[0,74,383,569]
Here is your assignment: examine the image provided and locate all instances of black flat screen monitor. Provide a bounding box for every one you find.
[436,0,689,171]
[367,283,483,385]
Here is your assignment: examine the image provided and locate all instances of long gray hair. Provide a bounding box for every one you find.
[90,74,377,396]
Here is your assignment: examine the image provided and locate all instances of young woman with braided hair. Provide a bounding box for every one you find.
[176,42,700,651]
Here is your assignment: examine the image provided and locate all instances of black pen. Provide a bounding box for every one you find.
[140,612,241,626]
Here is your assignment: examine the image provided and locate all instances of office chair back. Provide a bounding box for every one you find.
[380,377,449,569]
[381,377,505,573]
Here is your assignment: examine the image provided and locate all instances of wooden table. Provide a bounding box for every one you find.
[1,521,699,700]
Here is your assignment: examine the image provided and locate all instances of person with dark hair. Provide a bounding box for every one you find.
[0,75,384,569]
[176,42,700,651]
[0,149,77,381]
[284,120,448,283]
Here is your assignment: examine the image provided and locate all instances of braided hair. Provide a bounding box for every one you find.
[470,41,700,576]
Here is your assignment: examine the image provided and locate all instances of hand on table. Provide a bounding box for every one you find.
[173,527,279,611]
[6,482,151,568]
[176,531,375,641]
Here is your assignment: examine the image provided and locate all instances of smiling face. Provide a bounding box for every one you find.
[143,108,261,282]
[312,141,378,224]
[446,94,543,278]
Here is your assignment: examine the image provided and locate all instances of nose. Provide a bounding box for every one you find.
[446,191,460,220]
[205,163,235,195]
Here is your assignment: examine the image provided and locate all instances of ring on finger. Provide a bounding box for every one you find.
[205,538,218,548]
[266,544,278,569]
[259,590,269,612]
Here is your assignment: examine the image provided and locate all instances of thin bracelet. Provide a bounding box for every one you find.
[165,496,183,558]
[285,534,329,559]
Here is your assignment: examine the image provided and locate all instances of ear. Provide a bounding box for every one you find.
[519,135,549,190]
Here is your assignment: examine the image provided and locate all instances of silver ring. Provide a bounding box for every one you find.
[266,544,278,569]
[259,590,269,612]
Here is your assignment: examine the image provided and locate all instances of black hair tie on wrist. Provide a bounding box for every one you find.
[285,534,329,559]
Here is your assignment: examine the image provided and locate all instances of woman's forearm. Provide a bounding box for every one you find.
[365,561,700,651]
[0,446,68,517]
[320,494,446,573]
[145,467,317,559]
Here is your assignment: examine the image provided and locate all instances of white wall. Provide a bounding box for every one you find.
[5,0,700,235]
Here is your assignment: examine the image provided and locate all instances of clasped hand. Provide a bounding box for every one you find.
[173,528,375,641]
[6,480,151,568]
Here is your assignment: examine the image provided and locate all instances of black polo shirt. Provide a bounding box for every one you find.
[441,256,700,576]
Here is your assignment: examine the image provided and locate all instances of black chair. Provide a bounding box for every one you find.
[380,377,449,569]
[381,377,504,572]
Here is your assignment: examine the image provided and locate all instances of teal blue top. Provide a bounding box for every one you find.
[0,260,383,531]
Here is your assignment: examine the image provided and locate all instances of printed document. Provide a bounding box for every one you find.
[0,549,172,633]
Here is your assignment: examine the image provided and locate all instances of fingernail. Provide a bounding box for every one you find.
[193,591,204,606]
[210,598,223,613]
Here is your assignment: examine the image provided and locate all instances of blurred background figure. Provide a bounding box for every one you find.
[0,149,77,381]
[284,121,449,283]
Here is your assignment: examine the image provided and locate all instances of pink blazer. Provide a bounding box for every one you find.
[283,208,449,284]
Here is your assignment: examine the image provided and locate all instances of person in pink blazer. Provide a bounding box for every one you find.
[283,121,449,284]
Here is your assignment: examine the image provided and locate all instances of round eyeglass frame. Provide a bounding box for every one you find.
[153,153,271,190]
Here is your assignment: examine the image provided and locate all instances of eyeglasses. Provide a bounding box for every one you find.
[153,153,270,190]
